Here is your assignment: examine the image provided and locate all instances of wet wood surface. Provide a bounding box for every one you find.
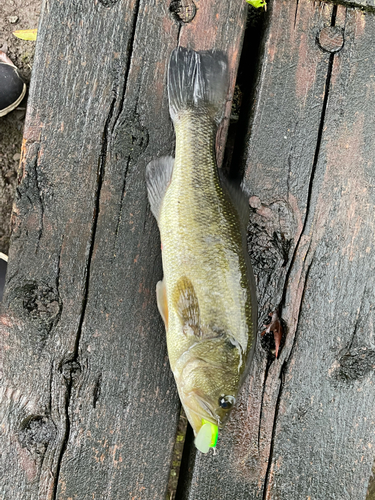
[178,1,375,499]
[1,0,375,499]
[0,0,247,498]
[337,0,375,10]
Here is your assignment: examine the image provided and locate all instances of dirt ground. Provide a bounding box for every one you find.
[0,0,41,254]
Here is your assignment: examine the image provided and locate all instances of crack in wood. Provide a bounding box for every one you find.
[98,0,119,7]
[92,373,102,409]
[281,6,338,310]
[48,363,53,415]
[262,361,286,500]
[177,22,183,44]
[33,147,44,255]
[55,235,64,301]
[112,114,149,251]
[51,368,71,500]
[283,254,313,366]
[332,2,338,25]
[326,0,375,12]
[258,357,272,450]
[348,286,366,351]
[110,0,146,255]
[13,141,44,253]
[294,0,300,29]
[352,283,372,353]
[114,156,131,248]
[111,0,141,132]
[51,95,116,499]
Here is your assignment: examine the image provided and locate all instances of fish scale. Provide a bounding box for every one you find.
[162,111,249,355]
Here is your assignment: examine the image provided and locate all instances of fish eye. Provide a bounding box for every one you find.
[219,395,235,410]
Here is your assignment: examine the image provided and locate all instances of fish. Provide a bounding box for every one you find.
[146,47,257,453]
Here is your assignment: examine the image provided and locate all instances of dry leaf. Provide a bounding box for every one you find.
[13,29,37,41]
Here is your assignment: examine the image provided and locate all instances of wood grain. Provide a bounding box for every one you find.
[0,0,248,498]
[265,5,375,498]
[178,1,375,499]
[331,0,375,11]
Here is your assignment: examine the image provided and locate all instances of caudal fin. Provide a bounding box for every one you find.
[168,47,228,124]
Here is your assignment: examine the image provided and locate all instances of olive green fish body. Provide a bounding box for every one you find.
[161,111,251,378]
[146,48,256,451]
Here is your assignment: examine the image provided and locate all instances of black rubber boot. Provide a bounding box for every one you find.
[0,52,26,117]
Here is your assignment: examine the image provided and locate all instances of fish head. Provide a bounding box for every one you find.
[175,336,243,451]
[179,360,239,428]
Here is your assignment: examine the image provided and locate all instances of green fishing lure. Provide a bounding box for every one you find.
[246,0,267,9]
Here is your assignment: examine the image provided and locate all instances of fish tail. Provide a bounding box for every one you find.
[168,47,228,124]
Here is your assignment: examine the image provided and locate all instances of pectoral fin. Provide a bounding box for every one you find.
[172,276,200,337]
[156,279,169,330]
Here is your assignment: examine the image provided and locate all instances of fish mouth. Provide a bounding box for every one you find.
[180,392,219,435]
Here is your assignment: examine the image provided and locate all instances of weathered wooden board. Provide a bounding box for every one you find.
[0,0,248,499]
[177,1,375,499]
[263,5,375,498]
[332,0,375,11]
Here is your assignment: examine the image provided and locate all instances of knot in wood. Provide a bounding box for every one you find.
[318,26,344,53]
[8,281,62,338]
[19,415,56,454]
[337,347,375,381]
[60,359,82,384]
[113,116,149,162]
[260,310,286,359]
[98,0,119,7]
[169,0,196,24]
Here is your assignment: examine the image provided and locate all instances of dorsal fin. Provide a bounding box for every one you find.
[172,276,200,337]
[145,156,174,223]
[219,171,250,231]
[220,172,258,332]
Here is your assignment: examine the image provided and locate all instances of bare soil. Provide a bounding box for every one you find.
[0,0,41,253]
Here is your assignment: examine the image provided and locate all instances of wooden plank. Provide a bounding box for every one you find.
[176,1,375,498]
[332,0,375,11]
[262,4,375,498]
[180,1,375,499]
[0,0,248,499]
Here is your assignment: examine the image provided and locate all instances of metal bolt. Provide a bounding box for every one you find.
[318,26,344,53]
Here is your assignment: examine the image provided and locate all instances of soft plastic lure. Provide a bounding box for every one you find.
[195,420,219,453]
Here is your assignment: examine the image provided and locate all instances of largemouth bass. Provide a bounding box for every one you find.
[146,47,257,453]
